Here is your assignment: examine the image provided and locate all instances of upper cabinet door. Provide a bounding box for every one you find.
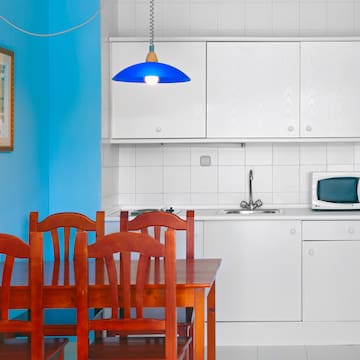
[110,42,206,139]
[207,42,300,138]
[301,42,360,138]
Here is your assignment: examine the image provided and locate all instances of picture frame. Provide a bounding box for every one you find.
[0,47,14,151]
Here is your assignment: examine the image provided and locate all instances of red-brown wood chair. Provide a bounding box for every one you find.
[120,210,195,337]
[0,232,68,359]
[29,211,105,336]
[74,229,192,360]
[120,210,194,260]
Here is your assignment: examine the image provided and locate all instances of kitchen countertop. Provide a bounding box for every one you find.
[179,207,360,220]
[106,207,360,221]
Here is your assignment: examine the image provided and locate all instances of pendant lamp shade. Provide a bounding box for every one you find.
[112,0,190,84]
[112,61,190,84]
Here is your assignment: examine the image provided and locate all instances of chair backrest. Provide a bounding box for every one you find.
[29,211,105,285]
[74,229,177,360]
[0,232,44,359]
[120,210,195,259]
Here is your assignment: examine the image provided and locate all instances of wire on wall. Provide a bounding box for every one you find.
[0,7,100,37]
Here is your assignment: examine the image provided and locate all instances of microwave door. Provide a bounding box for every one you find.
[317,177,359,203]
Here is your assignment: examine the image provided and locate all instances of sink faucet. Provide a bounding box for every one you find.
[240,169,263,210]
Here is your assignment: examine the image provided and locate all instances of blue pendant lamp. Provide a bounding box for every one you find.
[112,0,190,85]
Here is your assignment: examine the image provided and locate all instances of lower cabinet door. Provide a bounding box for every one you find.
[303,241,360,321]
[204,220,301,321]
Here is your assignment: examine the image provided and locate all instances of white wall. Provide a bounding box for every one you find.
[101,0,360,211]
[112,0,360,37]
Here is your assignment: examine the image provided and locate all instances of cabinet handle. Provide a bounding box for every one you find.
[288,125,294,132]
[290,228,296,234]
[348,227,355,234]
[155,126,162,133]
[306,125,312,132]
[308,249,315,256]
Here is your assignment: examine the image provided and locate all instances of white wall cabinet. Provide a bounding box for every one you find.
[301,42,360,138]
[204,220,301,321]
[109,39,360,141]
[110,41,206,139]
[303,220,360,321]
[207,42,300,138]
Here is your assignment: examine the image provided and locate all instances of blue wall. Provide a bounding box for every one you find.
[0,1,101,240]
[47,1,101,215]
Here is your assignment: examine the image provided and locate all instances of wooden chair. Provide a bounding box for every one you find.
[120,210,195,337]
[29,211,105,336]
[0,232,68,359]
[120,210,195,260]
[74,229,192,360]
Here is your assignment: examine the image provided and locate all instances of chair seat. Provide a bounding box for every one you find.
[89,336,191,359]
[43,308,102,336]
[0,338,68,359]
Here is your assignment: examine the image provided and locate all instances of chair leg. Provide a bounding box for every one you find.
[186,307,194,360]
[54,349,65,360]
[188,325,194,360]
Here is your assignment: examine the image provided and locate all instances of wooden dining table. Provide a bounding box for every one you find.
[5,257,221,360]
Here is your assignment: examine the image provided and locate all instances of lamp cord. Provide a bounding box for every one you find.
[149,0,155,49]
[0,7,100,37]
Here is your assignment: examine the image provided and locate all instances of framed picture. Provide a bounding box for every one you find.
[0,47,14,151]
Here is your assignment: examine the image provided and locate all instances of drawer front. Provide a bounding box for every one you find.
[303,221,360,241]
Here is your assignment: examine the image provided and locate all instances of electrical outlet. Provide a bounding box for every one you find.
[200,155,211,166]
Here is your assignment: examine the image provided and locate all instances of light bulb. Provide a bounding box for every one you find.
[144,75,159,85]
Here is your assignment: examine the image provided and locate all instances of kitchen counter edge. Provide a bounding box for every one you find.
[106,208,360,222]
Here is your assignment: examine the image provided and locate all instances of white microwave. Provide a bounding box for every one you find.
[311,172,360,210]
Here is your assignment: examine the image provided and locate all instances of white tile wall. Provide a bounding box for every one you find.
[245,2,274,36]
[272,2,300,36]
[219,166,245,193]
[164,166,191,193]
[101,143,119,211]
[102,142,360,209]
[356,2,360,33]
[300,143,327,165]
[327,143,354,165]
[105,0,360,38]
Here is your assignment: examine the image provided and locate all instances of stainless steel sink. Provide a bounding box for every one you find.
[220,208,281,215]
[130,207,176,216]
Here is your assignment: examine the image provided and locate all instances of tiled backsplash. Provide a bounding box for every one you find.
[102,142,360,210]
